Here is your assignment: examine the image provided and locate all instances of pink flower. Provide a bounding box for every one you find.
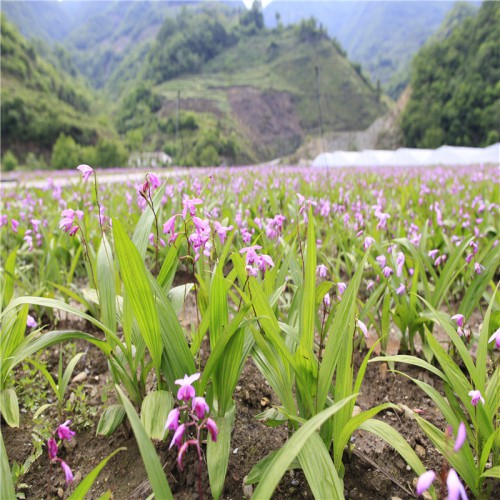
[474,262,485,274]
[364,236,375,250]
[11,219,19,233]
[396,252,405,277]
[57,420,76,441]
[165,408,180,432]
[451,314,465,328]
[376,255,386,268]
[192,397,210,419]
[175,373,200,401]
[206,418,218,442]
[59,460,74,483]
[147,173,161,190]
[337,282,347,296]
[488,328,500,349]
[396,283,406,295]
[468,390,484,406]
[316,264,328,278]
[214,221,233,244]
[177,440,190,470]
[453,422,466,452]
[357,320,368,339]
[446,468,468,500]
[428,249,439,259]
[26,315,37,328]
[169,423,185,449]
[240,245,262,265]
[76,164,94,182]
[163,215,177,235]
[47,438,58,460]
[416,470,435,495]
[182,196,203,218]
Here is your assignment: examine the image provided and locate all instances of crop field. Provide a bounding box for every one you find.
[1,164,499,499]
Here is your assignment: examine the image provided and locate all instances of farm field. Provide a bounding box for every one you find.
[1,164,499,499]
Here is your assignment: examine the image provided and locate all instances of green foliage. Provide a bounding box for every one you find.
[94,137,128,168]
[1,150,18,172]
[51,133,81,170]
[402,2,500,147]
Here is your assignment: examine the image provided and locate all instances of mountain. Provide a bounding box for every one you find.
[263,1,481,97]
[114,8,386,164]
[401,1,499,148]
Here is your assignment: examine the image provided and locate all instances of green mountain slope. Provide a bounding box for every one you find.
[0,15,109,161]
[116,11,386,164]
[401,1,500,148]
[263,1,480,98]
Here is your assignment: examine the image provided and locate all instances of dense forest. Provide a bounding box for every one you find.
[401,1,499,148]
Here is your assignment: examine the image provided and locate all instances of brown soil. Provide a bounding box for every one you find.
[3,316,497,500]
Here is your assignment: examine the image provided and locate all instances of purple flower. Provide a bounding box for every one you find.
[47,438,58,460]
[240,245,262,265]
[182,196,203,218]
[26,315,37,328]
[76,164,94,182]
[453,422,466,452]
[396,283,406,295]
[316,264,328,278]
[357,319,368,339]
[57,420,76,441]
[364,236,375,250]
[474,262,485,274]
[59,460,74,484]
[396,252,405,277]
[468,390,484,406]
[451,314,465,328]
[175,373,200,401]
[376,255,386,268]
[488,328,500,349]
[163,215,177,235]
[169,423,185,449]
[447,469,468,500]
[337,282,347,296]
[323,293,331,308]
[257,254,274,273]
[428,249,439,260]
[214,221,233,244]
[416,470,435,495]
[192,397,210,419]
[206,418,218,442]
[177,440,190,470]
[165,408,180,432]
[382,266,394,278]
[147,173,161,190]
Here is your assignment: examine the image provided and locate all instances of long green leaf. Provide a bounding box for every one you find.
[1,247,17,310]
[113,220,162,371]
[252,395,355,499]
[207,405,235,500]
[0,429,16,500]
[60,353,85,402]
[141,390,173,440]
[116,386,173,500]
[298,432,344,499]
[68,447,126,500]
[97,235,117,333]
[0,389,19,427]
[96,405,126,436]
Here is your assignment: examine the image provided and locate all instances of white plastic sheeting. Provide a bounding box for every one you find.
[312,144,500,168]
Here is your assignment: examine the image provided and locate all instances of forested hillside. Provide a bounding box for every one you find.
[401,1,499,148]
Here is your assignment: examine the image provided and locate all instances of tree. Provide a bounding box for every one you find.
[51,133,81,170]
[1,151,18,172]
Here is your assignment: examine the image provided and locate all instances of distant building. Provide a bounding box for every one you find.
[128,152,172,168]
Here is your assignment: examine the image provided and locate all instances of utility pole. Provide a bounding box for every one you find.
[315,65,326,156]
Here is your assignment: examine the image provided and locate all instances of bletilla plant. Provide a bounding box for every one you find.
[165,373,218,500]
[47,420,76,485]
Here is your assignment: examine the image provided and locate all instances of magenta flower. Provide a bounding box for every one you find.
[175,373,200,401]
[446,468,468,500]
[47,438,58,460]
[453,422,466,452]
[451,314,465,328]
[58,460,74,484]
[240,245,262,265]
[76,164,94,182]
[169,423,186,449]
[192,397,210,419]
[468,390,484,406]
[57,420,76,441]
[177,440,190,470]
[163,215,177,235]
[206,418,218,442]
[416,470,435,495]
[258,254,274,273]
[357,319,368,339]
[182,196,203,218]
[488,328,500,348]
[147,173,161,190]
[165,408,180,432]
[26,315,37,328]
[214,221,233,244]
